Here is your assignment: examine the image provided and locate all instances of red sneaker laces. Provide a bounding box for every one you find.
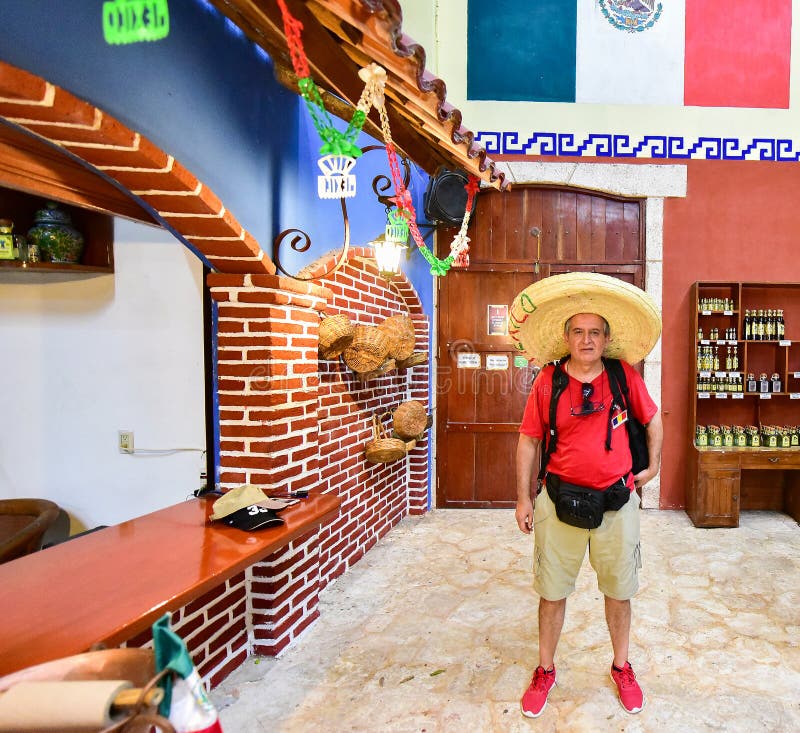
[532,667,554,690]
[614,664,636,687]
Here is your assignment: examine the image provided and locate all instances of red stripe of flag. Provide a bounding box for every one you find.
[684,0,792,109]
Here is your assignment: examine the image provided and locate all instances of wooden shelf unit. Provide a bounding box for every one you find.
[687,281,800,527]
[0,185,114,274]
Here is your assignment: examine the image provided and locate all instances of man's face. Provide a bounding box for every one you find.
[564,313,610,365]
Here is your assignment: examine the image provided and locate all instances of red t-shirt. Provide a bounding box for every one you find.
[520,361,658,490]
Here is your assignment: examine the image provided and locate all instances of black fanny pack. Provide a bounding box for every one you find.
[545,474,631,530]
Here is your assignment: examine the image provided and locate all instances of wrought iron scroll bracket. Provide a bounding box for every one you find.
[271,145,411,282]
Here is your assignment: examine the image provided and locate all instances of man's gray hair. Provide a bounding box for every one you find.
[564,315,611,337]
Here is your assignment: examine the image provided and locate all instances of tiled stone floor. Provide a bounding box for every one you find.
[211,509,800,732]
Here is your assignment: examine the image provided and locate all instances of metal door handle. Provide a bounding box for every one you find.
[769,457,779,463]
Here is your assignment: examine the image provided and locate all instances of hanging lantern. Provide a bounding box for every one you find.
[370,233,406,279]
[318,154,357,199]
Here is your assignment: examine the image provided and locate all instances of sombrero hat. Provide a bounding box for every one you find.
[509,272,661,366]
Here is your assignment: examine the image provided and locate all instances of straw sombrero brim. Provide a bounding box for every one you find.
[509,273,661,366]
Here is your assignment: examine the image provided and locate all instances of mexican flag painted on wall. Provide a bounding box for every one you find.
[467,0,791,109]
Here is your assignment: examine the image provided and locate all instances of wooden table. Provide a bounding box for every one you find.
[0,492,341,676]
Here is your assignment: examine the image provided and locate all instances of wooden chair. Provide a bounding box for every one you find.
[0,498,61,564]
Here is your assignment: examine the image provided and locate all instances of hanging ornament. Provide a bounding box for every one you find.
[385,207,409,243]
[277,0,382,198]
[368,86,479,276]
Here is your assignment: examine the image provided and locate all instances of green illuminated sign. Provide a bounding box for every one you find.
[103,0,170,45]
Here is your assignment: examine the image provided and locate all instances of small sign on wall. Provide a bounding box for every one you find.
[457,352,481,369]
[487,305,508,336]
[486,355,509,371]
[103,0,170,45]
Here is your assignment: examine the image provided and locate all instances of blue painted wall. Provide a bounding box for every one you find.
[0,0,433,311]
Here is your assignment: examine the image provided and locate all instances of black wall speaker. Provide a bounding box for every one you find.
[423,168,472,226]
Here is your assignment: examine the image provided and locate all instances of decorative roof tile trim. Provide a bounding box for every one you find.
[350,0,507,189]
[0,60,274,276]
[476,131,800,162]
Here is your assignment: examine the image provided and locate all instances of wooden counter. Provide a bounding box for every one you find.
[0,492,341,677]
[687,447,800,527]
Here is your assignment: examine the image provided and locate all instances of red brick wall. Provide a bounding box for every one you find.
[165,250,430,687]
[312,250,430,585]
[123,573,249,690]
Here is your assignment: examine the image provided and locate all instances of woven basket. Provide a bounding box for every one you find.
[396,351,428,369]
[356,358,396,383]
[343,325,391,373]
[319,314,355,358]
[365,413,407,464]
[393,400,428,439]
[378,314,415,361]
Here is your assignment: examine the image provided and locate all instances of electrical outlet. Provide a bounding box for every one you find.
[118,430,134,454]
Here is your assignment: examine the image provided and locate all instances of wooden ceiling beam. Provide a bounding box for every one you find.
[209,0,506,187]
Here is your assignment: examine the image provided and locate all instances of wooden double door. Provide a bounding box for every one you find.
[436,186,645,508]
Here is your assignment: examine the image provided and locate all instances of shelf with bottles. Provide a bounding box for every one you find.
[0,185,113,274]
[742,308,787,343]
[696,284,739,315]
[696,342,741,373]
[695,424,800,449]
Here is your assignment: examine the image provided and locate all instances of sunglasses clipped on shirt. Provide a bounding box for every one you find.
[570,382,606,416]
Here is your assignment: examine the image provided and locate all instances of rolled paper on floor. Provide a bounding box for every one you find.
[0,679,132,731]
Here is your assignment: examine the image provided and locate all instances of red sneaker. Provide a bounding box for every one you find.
[610,661,644,713]
[520,665,556,718]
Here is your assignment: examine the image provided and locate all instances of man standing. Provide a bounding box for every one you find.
[509,273,663,718]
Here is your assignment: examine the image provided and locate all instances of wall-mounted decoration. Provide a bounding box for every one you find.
[457,353,481,369]
[396,351,428,370]
[318,314,355,360]
[365,414,407,464]
[392,400,428,441]
[486,354,509,371]
[103,0,170,45]
[488,305,508,336]
[342,325,391,374]
[378,314,415,362]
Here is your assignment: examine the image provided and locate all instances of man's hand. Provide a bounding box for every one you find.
[516,496,534,534]
[633,466,657,489]
[634,413,663,489]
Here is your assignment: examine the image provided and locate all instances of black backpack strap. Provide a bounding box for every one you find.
[538,357,570,480]
[602,357,629,451]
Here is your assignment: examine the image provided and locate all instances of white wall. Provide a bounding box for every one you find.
[0,219,206,530]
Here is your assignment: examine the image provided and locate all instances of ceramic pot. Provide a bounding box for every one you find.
[27,202,85,264]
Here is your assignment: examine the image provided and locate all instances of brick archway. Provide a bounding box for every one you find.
[0,61,272,275]
[1,60,433,677]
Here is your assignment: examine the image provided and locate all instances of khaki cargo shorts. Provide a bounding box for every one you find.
[532,487,641,601]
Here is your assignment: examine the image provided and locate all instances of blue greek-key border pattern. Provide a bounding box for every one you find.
[476,132,800,161]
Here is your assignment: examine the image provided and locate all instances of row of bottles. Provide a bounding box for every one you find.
[698,297,735,312]
[697,374,742,393]
[697,372,787,393]
[697,326,737,341]
[696,424,800,448]
[744,309,785,341]
[0,219,39,262]
[696,345,739,371]
[745,373,782,394]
